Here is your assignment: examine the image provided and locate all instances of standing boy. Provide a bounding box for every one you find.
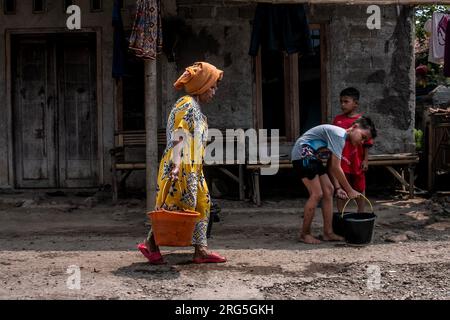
[291,117,377,244]
[332,87,374,213]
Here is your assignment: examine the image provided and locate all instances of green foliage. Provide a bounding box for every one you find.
[414,128,424,151]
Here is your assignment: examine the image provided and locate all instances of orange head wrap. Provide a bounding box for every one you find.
[173,62,223,95]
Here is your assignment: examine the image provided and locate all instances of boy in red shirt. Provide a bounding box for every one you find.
[332,87,373,212]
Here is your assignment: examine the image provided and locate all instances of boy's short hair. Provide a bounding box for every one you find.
[354,116,377,139]
[340,87,360,101]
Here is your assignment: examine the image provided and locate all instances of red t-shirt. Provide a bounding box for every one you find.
[332,113,373,174]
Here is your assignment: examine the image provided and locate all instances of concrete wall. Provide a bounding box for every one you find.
[326,5,416,153]
[0,0,416,189]
[159,0,255,130]
[167,1,416,154]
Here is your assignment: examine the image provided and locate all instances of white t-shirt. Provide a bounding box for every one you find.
[291,124,347,161]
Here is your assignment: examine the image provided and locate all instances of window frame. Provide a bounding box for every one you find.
[3,0,16,14]
[253,23,329,143]
[90,0,103,12]
[32,0,46,14]
[63,0,73,12]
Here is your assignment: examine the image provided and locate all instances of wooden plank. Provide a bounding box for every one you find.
[217,167,240,184]
[93,29,104,187]
[247,159,419,169]
[368,153,418,160]
[408,165,415,198]
[320,23,330,124]
[251,171,261,206]
[369,159,419,165]
[116,79,123,132]
[285,53,299,142]
[239,164,245,201]
[247,163,293,170]
[253,51,263,131]
[145,60,158,211]
[58,36,98,187]
[226,0,450,4]
[6,32,13,187]
[386,166,410,188]
[13,38,57,188]
[116,163,146,170]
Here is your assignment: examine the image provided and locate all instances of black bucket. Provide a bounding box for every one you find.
[332,212,350,237]
[343,212,377,245]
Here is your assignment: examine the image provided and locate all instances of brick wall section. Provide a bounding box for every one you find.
[161,0,256,130]
[167,1,415,153]
[328,5,415,153]
[0,1,416,188]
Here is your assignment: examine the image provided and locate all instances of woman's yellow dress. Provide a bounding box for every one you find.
[152,95,210,246]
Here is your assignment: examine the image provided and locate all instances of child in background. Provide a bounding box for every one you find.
[332,87,374,213]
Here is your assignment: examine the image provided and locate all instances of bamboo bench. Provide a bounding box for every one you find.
[110,130,246,202]
[109,130,164,202]
[246,153,420,206]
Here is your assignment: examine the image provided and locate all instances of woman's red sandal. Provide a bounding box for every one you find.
[137,243,166,265]
[193,252,227,264]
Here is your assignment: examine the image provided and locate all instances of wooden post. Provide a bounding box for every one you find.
[251,170,261,206]
[239,164,245,200]
[145,60,158,211]
[427,115,434,191]
[408,164,415,199]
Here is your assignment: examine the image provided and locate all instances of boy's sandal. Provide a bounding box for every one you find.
[193,252,227,264]
[137,243,166,265]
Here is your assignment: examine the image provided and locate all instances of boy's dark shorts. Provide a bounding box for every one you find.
[292,158,327,180]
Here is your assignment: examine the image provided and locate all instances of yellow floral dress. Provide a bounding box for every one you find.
[152,95,210,246]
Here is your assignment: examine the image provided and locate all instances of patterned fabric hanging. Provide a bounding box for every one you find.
[128,0,163,60]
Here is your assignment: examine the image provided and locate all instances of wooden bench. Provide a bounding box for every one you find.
[110,130,165,202]
[110,129,246,202]
[246,153,420,206]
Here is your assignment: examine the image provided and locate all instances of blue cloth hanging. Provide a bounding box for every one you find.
[249,3,314,56]
[112,0,126,79]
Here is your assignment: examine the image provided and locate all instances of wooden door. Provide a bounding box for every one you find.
[13,39,58,188]
[57,35,98,187]
[12,34,98,188]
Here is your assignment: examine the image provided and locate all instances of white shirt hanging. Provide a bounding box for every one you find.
[428,12,449,64]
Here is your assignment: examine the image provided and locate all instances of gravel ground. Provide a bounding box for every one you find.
[0,192,449,300]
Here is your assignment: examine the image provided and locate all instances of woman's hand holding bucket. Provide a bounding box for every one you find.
[169,164,180,181]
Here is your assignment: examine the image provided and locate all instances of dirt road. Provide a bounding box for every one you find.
[0,192,449,300]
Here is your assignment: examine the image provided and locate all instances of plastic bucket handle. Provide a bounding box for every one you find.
[159,178,181,208]
[341,194,374,218]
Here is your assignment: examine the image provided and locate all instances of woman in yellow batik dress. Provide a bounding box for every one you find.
[137,62,227,264]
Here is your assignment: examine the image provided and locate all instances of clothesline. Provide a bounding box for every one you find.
[227,0,450,4]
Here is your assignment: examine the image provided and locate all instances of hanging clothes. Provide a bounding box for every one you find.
[248,3,313,56]
[428,12,449,64]
[128,0,163,60]
[444,22,450,76]
[112,0,126,78]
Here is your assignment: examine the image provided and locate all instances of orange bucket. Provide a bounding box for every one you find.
[147,181,200,247]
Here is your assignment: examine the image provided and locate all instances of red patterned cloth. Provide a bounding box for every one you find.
[128,0,163,60]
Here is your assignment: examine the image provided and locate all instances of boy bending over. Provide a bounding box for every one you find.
[291,117,377,244]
